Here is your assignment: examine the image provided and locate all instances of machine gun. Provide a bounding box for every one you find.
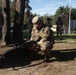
[0,40,38,69]
[0,39,54,69]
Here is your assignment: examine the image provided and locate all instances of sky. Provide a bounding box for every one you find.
[29,0,76,16]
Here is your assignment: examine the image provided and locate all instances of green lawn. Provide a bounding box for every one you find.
[22,30,29,38]
[62,34,76,39]
[0,30,29,39]
[54,34,76,39]
[54,34,76,44]
[0,30,76,40]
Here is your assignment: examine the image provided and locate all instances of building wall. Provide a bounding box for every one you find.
[71,20,76,30]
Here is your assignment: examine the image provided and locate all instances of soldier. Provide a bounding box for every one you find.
[56,17,63,39]
[46,17,52,28]
[30,16,54,62]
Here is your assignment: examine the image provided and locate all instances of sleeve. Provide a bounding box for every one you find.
[30,29,41,42]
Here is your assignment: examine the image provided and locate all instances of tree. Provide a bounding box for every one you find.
[1,0,12,45]
[10,0,16,23]
[0,0,2,25]
[0,1,2,10]
[71,8,76,20]
[24,0,32,22]
[13,0,26,44]
[54,6,69,26]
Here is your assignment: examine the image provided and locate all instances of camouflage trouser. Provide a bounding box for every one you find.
[37,41,50,50]
[37,40,51,61]
[45,46,51,61]
[56,27,62,39]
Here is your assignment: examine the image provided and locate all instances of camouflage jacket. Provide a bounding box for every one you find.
[30,24,54,50]
[30,25,52,43]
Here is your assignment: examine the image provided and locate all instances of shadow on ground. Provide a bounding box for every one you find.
[0,47,44,70]
[51,48,76,61]
[0,48,76,70]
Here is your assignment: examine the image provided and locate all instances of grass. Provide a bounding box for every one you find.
[22,30,29,38]
[54,34,76,44]
[23,31,76,40]
[62,34,76,39]
[22,31,76,40]
[0,30,29,39]
[54,34,76,39]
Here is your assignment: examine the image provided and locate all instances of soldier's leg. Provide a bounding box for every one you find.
[60,29,62,39]
[38,41,51,62]
[44,41,54,62]
[45,47,50,62]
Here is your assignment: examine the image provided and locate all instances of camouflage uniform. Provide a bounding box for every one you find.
[56,17,63,39]
[46,17,52,28]
[30,16,54,61]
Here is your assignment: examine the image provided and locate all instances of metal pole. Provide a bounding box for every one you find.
[68,0,71,34]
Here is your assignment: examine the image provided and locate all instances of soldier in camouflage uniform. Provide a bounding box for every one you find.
[30,16,54,61]
[46,17,52,28]
[56,17,63,39]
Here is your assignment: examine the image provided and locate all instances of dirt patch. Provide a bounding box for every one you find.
[0,40,76,75]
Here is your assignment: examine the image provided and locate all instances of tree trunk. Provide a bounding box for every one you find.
[13,0,25,44]
[1,0,12,45]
